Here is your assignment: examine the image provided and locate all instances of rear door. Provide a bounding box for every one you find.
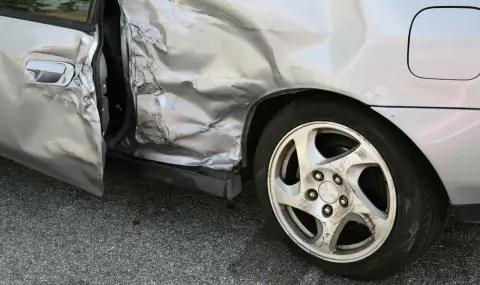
[0,0,105,195]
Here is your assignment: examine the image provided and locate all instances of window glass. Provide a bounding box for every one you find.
[0,0,92,22]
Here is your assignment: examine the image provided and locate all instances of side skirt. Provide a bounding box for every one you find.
[453,204,480,223]
[106,151,243,200]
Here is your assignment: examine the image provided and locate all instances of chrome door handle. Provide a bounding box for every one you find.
[26,60,75,87]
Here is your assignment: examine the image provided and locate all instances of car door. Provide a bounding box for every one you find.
[0,0,105,195]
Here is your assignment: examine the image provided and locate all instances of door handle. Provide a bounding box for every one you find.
[26,60,75,87]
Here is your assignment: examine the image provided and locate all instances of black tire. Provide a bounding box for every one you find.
[253,98,448,281]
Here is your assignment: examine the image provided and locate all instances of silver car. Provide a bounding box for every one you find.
[1,0,478,280]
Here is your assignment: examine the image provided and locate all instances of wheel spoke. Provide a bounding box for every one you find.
[350,190,391,240]
[368,213,392,241]
[273,178,309,211]
[291,127,327,179]
[350,186,387,220]
[312,218,348,253]
[328,142,378,180]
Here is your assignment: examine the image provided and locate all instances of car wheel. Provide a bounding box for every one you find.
[253,98,448,280]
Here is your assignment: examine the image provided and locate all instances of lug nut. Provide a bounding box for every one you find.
[333,174,343,185]
[339,195,348,207]
[306,189,318,201]
[322,204,333,217]
[312,171,324,181]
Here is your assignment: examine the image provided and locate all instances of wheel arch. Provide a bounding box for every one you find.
[241,88,450,203]
[242,88,372,168]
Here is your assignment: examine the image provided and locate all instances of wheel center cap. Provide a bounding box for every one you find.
[318,181,339,204]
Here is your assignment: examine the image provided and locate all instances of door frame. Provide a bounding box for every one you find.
[90,0,107,130]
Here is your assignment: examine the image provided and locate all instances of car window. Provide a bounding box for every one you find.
[0,0,92,22]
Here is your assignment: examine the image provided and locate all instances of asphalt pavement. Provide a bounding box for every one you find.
[0,156,477,285]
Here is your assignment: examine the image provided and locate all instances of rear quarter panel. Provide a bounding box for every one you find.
[119,0,480,170]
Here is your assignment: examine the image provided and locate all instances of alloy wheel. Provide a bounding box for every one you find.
[267,121,397,263]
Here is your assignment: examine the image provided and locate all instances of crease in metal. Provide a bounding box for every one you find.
[118,0,338,169]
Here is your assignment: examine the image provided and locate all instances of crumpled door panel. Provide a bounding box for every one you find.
[0,17,104,195]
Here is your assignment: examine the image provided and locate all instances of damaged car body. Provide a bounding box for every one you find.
[2,0,480,280]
